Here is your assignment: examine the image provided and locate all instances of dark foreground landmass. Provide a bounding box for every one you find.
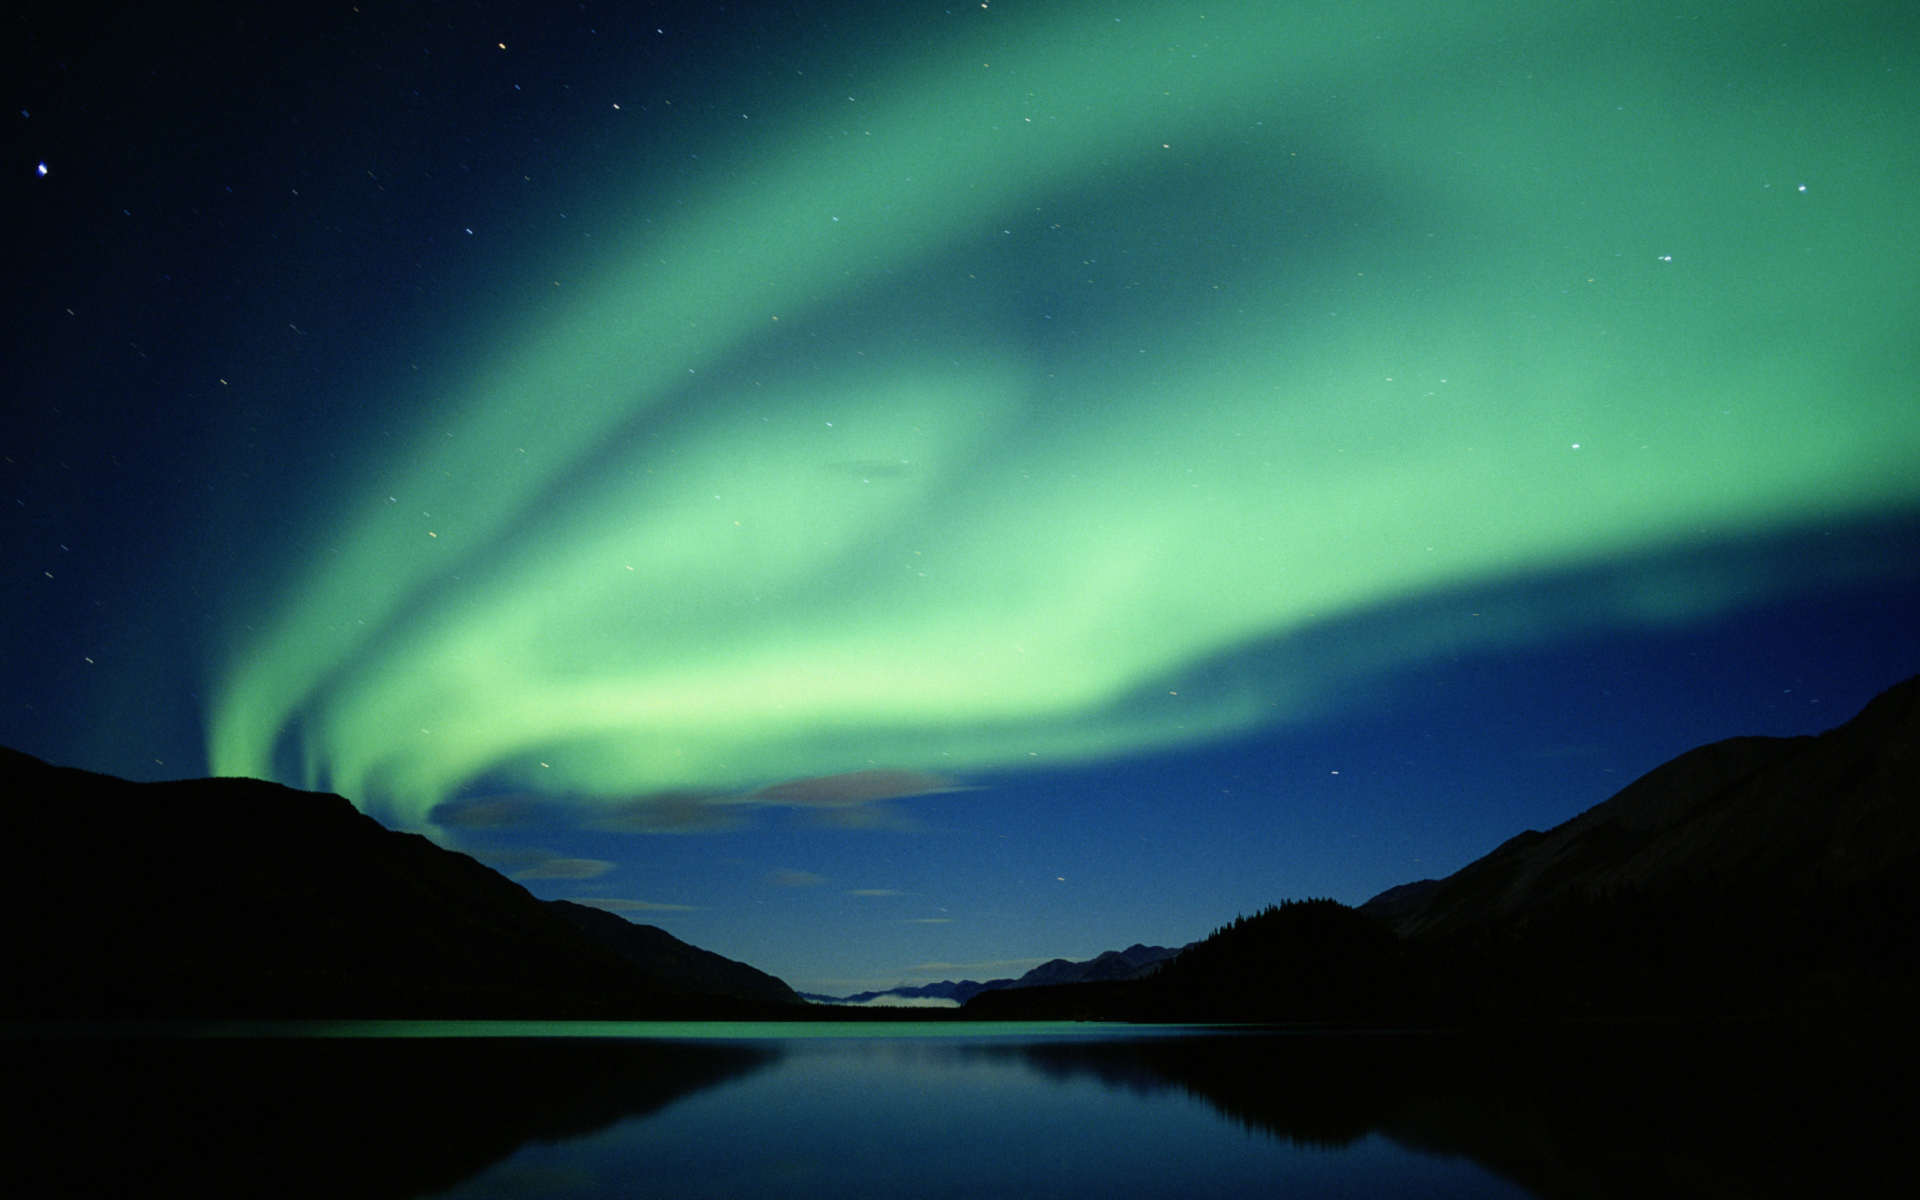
[4,672,1916,1025]
[0,747,801,1019]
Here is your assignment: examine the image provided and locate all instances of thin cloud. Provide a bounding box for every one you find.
[579,770,972,836]
[799,802,922,832]
[588,790,745,834]
[908,958,1050,976]
[806,962,1041,993]
[465,844,560,872]
[428,792,546,830]
[847,888,904,897]
[766,868,828,888]
[513,856,615,880]
[570,897,697,913]
[749,769,971,806]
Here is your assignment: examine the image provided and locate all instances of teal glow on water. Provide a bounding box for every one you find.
[407,1024,1525,1200]
[168,1019,1181,1041]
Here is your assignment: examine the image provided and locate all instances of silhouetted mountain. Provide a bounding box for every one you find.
[0,747,803,1018]
[1141,900,1402,1022]
[1366,675,1920,940]
[965,901,1399,1022]
[973,675,1920,1024]
[1021,943,1181,985]
[546,899,801,1006]
[805,943,1182,1005]
[1352,878,1439,926]
[1359,673,1920,1020]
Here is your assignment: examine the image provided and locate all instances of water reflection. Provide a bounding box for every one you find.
[1014,1023,1920,1198]
[3,1032,780,1199]
[6,1021,1914,1198]
[426,1030,1515,1200]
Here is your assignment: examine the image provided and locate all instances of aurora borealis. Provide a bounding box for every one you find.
[8,0,1920,991]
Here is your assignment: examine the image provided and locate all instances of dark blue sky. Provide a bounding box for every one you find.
[6,1,1918,992]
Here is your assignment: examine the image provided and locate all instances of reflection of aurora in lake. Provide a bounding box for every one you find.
[204,0,1920,830]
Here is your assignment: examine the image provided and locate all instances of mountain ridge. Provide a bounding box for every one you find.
[0,746,804,1018]
[802,943,1183,1006]
[1361,673,1920,943]
[971,673,1920,1023]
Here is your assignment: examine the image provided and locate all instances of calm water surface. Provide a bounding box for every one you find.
[419,1024,1519,1200]
[8,1019,1913,1198]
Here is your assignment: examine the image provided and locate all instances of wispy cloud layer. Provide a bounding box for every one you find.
[569,897,697,913]
[571,770,970,837]
[767,869,828,888]
[512,856,615,880]
[749,770,969,806]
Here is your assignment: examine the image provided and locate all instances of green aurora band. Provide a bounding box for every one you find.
[209,1,1920,828]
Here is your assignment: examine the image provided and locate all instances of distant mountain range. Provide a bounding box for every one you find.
[802,943,1182,1006]
[1,747,800,1018]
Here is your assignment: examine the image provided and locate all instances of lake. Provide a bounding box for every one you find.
[6,1019,1913,1198]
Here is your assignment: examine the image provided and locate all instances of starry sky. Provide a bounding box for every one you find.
[6,0,1919,995]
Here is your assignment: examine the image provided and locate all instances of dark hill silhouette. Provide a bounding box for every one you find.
[972,674,1920,1024]
[1360,672,1920,1020]
[1021,943,1182,986]
[1369,674,1920,941]
[965,899,1401,1022]
[1,746,803,1018]
[1141,899,1401,1023]
[546,898,800,1006]
[803,942,1182,1005]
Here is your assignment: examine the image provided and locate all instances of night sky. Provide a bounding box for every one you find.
[6,1,1918,995]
